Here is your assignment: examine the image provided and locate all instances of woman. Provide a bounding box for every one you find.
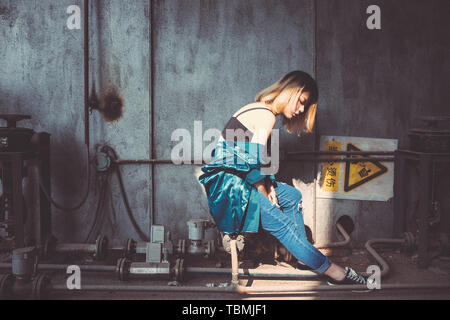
[199,71,369,285]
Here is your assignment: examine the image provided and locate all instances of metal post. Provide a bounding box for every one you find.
[37,133,52,245]
[418,154,432,268]
[11,153,24,248]
[393,150,406,237]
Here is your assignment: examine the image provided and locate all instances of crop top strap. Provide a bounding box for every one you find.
[234,107,274,118]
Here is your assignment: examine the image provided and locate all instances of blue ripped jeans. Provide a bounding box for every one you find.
[259,182,332,274]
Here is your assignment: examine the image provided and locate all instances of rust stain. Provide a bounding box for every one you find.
[100,85,124,122]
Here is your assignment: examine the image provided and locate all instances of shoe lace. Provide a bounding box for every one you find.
[346,268,367,284]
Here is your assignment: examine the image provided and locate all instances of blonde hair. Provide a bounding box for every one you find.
[255,71,318,136]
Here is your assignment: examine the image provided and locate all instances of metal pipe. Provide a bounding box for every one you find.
[115,159,180,165]
[230,239,239,285]
[112,155,394,166]
[0,262,321,279]
[53,244,97,254]
[186,267,320,278]
[287,151,395,156]
[149,0,155,227]
[114,157,394,165]
[315,222,351,249]
[235,283,450,293]
[47,282,450,294]
[286,157,394,162]
[84,0,89,148]
[364,238,405,277]
[0,263,115,273]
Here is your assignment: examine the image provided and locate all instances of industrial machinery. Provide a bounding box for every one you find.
[0,247,50,299]
[395,115,450,267]
[0,114,51,248]
[183,219,217,257]
[42,235,108,261]
[116,221,219,282]
[117,225,184,282]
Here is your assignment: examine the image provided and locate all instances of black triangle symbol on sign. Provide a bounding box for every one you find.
[344,143,388,192]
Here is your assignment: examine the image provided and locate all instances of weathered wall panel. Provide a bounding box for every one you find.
[153,0,316,240]
[1,0,449,248]
[315,0,450,245]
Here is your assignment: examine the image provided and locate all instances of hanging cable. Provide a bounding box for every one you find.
[84,172,109,243]
[101,145,149,242]
[37,143,92,212]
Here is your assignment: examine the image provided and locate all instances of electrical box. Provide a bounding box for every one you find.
[151,225,165,243]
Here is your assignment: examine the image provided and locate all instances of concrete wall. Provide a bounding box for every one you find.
[1,0,151,245]
[315,0,450,245]
[1,0,449,247]
[152,0,316,240]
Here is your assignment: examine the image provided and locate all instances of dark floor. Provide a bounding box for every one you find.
[2,245,449,300]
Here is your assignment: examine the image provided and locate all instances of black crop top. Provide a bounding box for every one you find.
[221,107,273,146]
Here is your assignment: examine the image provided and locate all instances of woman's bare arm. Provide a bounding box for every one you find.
[254,179,269,198]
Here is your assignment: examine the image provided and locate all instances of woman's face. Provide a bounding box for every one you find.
[282,90,310,119]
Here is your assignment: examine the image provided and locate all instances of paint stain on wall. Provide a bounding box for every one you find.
[101,86,124,122]
[0,5,18,28]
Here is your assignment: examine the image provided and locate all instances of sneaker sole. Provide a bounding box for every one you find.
[326,281,374,293]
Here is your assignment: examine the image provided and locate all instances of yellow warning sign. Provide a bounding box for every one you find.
[344,143,388,192]
[321,141,342,192]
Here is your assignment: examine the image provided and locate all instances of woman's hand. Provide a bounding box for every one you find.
[267,184,279,207]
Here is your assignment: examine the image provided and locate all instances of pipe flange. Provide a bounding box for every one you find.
[222,234,245,254]
[402,232,416,252]
[0,274,14,298]
[116,258,130,281]
[94,235,108,260]
[174,258,185,282]
[124,238,137,258]
[31,274,50,300]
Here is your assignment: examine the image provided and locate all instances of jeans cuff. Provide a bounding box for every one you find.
[314,256,332,274]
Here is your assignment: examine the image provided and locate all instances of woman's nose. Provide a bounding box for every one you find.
[296,105,304,114]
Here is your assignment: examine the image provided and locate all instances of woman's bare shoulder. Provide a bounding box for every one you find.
[233,102,276,132]
[232,102,274,118]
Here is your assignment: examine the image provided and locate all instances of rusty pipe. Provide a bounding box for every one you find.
[84,0,89,148]
[0,262,322,279]
[111,153,394,166]
[46,282,450,294]
[287,157,394,162]
[114,157,394,165]
[315,222,351,249]
[186,267,320,279]
[0,263,116,273]
[364,238,405,278]
[287,151,395,156]
[230,239,239,285]
[53,243,97,254]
